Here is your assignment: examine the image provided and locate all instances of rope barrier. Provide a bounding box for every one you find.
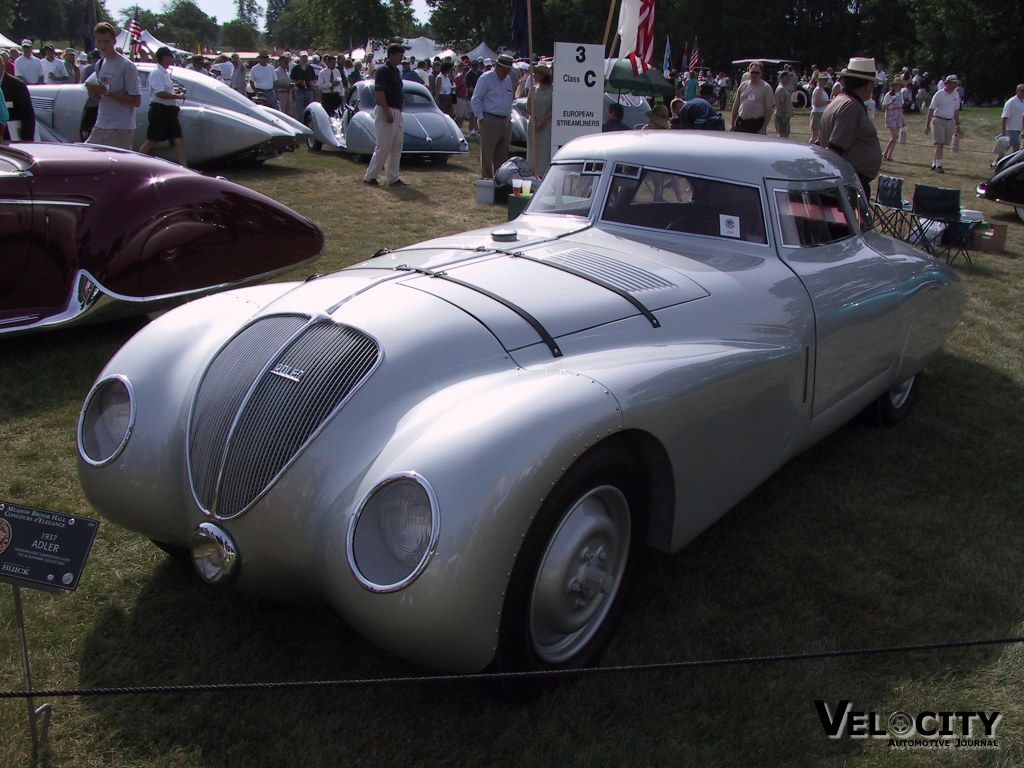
[2,635,1022,700]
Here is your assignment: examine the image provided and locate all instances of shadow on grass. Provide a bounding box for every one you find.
[73,349,1023,766]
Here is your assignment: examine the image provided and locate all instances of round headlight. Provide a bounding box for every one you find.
[190,522,240,586]
[78,375,135,466]
[348,473,438,592]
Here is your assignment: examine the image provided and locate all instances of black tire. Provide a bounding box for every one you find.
[151,539,190,562]
[1015,206,1024,224]
[864,373,921,427]
[432,154,450,166]
[495,445,647,696]
[303,113,323,152]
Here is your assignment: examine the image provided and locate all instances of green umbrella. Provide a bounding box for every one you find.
[605,57,675,98]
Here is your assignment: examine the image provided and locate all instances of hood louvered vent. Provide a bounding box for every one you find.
[189,315,380,519]
[546,249,674,292]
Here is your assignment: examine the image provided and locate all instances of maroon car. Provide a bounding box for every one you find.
[0,142,323,336]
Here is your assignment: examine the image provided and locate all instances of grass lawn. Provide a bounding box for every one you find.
[1,106,1022,768]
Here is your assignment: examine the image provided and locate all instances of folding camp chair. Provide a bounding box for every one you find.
[872,175,913,240]
[910,184,977,265]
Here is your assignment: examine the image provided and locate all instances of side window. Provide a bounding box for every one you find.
[775,188,854,247]
[846,183,873,231]
[602,167,766,243]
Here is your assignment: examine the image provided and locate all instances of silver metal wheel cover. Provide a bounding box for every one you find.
[888,376,915,410]
[528,485,631,664]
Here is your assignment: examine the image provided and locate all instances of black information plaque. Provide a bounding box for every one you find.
[0,500,99,592]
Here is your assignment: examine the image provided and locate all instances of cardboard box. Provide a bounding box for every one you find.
[975,224,1007,253]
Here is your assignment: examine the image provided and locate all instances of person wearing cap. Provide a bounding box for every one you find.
[139,47,187,166]
[317,54,342,114]
[471,53,515,178]
[818,57,882,197]
[363,42,407,187]
[250,51,279,108]
[644,104,671,129]
[229,53,247,95]
[84,21,142,150]
[774,70,795,138]
[291,51,317,117]
[274,54,294,116]
[924,75,962,173]
[39,44,70,83]
[675,82,719,129]
[730,61,774,134]
[14,40,43,84]
[63,48,81,83]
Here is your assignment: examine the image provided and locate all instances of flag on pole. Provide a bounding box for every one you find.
[662,36,671,76]
[688,37,699,71]
[127,7,143,59]
[617,0,655,65]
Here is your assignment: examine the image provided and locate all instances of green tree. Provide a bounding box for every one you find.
[300,0,389,49]
[222,17,257,48]
[236,0,261,26]
[160,0,219,51]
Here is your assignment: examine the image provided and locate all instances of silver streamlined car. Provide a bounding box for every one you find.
[77,132,963,678]
[31,64,311,165]
[303,79,468,162]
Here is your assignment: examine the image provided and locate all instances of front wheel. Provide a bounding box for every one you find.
[303,113,322,152]
[864,373,920,426]
[496,446,646,692]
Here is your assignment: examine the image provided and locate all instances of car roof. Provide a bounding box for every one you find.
[553,131,855,185]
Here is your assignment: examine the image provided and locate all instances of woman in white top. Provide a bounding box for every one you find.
[880,78,905,160]
[809,72,830,145]
[433,60,455,118]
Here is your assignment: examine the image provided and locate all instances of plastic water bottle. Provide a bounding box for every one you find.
[952,133,960,153]
[899,126,908,144]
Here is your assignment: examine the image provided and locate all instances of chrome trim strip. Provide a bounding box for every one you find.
[0,199,90,207]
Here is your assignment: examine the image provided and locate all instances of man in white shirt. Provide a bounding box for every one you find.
[249,52,279,108]
[40,45,70,83]
[994,84,1024,166]
[14,40,44,84]
[924,74,962,172]
[316,54,342,114]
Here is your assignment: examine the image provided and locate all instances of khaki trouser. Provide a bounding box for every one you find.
[479,113,511,179]
[365,106,404,184]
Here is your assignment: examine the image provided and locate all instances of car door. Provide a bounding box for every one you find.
[0,153,33,321]
[769,179,902,420]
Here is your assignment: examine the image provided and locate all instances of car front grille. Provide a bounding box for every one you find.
[189,315,380,518]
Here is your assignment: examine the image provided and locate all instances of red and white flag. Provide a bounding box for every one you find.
[617,0,655,65]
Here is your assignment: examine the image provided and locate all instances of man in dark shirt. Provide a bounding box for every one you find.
[1,69,35,139]
[290,51,317,118]
[364,43,407,187]
[603,102,629,132]
[675,82,720,129]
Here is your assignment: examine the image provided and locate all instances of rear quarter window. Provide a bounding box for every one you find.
[775,188,854,246]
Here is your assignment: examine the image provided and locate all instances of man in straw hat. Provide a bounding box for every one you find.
[924,74,962,173]
[818,56,882,197]
[471,52,516,178]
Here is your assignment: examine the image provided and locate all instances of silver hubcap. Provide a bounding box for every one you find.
[529,485,630,664]
[888,376,915,410]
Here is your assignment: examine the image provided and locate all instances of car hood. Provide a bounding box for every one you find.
[251,217,709,359]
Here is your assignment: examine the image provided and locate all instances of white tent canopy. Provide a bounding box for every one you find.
[463,42,499,63]
[1,31,21,49]
[402,36,437,62]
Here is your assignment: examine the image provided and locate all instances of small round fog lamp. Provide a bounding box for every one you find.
[190,522,240,586]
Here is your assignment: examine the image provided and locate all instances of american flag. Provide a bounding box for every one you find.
[688,38,699,71]
[617,0,656,65]
[127,8,143,59]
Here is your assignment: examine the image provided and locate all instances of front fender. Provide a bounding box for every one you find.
[230,367,624,672]
[303,102,342,148]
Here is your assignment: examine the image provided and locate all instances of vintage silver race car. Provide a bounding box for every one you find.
[31,64,311,165]
[303,79,468,162]
[77,132,963,679]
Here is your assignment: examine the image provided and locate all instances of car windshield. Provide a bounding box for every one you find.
[528,162,602,217]
[601,165,767,243]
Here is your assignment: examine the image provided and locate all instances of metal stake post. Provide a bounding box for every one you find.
[12,584,52,767]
